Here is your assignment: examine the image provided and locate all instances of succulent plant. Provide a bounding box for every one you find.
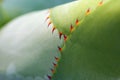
[0,0,120,80]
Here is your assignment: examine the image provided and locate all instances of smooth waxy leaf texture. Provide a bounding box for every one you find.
[0,10,63,80]
[52,0,120,80]
[0,0,120,80]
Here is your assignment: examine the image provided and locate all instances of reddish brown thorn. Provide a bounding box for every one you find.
[76,19,80,26]
[45,16,50,21]
[70,24,74,32]
[53,63,57,67]
[59,32,63,39]
[52,27,56,33]
[48,21,52,27]
[51,68,55,74]
[55,57,59,62]
[64,35,67,41]
[86,8,91,15]
[47,75,52,80]
[58,46,62,52]
[98,0,103,6]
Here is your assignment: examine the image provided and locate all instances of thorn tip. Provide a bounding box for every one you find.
[48,21,52,27]
[70,24,74,32]
[55,57,59,62]
[53,63,57,67]
[51,68,55,74]
[99,0,103,6]
[76,19,80,26]
[86,8,91,15]
[59,32,63,39]
[45,16,50,21]
[58,46,62,52]
[47,75,52,80]
[52,27,56,33]
[64,35,67,41]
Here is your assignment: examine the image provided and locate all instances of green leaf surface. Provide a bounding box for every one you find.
[0,0,120,80]
[52,0,120,80]
[50,0,110,35]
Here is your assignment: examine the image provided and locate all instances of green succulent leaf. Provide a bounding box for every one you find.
[0,10,63,80]
[52,0,120,80]
[50,0,110,35]
[0,0,120,80]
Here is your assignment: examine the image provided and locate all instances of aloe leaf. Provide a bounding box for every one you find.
[0,10,64,80]
[0,0,120,80]
[50,0,110,35]
[52,0,120,80]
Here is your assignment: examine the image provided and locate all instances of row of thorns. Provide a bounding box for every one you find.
[45,0,103,79]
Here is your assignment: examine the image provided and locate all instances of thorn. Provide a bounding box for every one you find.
[52,27,56,33]
[70,24,74,32]
[45,16,50,21]
[48,21,52,27]
[76,19,80,26]
[53,63,57,67]
[51,68,55,74]
[98,0,103,6]
[64,35,67,41]
[86,8,91,15]
[47,75,52,80]
[59,32,63,39]
[58,46,62,52]
[55,57,59,62]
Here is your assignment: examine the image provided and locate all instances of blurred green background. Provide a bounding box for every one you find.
[0,0,73,28]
